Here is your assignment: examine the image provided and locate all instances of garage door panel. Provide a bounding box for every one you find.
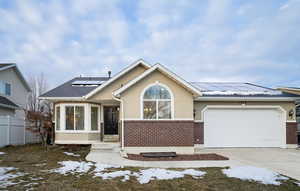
[204,108,284,148]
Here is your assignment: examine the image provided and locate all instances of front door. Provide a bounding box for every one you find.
[104,106,119,135]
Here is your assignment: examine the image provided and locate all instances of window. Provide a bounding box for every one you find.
[65,106,85,130]
[91,106,99,131]
[0,81,11,96]
[143,84,172,119]
[56,106,60,130]
[5,83,11,96]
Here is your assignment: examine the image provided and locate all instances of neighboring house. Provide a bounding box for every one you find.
[0,64,31,118]
[40,59,300,154]
[278,87,300,145]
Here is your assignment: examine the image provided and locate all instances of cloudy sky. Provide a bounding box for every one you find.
[0,0,299,89]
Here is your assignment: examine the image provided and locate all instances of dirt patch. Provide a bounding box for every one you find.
[126,153,229,161]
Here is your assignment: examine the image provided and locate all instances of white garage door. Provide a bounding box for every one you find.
[204,107,285,148]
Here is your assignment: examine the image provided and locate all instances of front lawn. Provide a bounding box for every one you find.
[0,144,299,191]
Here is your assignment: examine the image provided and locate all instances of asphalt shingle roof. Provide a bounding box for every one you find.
[0,96,19,108]
[40,77,109,98]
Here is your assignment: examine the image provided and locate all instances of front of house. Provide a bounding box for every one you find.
[40,59,300,154]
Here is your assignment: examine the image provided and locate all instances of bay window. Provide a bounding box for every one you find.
[143,84,172,119]
[55,103,100,132]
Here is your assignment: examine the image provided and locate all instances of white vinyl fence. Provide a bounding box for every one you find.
[0,116,40,148]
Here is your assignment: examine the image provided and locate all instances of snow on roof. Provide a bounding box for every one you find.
[190,82,282,96]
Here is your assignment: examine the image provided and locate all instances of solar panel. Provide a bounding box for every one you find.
[72,80,104,86]
[190,82,281,95]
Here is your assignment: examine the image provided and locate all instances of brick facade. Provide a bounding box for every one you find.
[194,122,204,144]
[124,120,194,147]
[286,122,298,144]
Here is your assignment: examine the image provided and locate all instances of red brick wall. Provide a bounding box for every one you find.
[286,122,298,144]
[124,120,194,147]
[194,122,204,144]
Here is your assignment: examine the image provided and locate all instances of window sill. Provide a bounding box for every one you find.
[55,130,100,133]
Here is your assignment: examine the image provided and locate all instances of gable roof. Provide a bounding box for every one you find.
[0,95,19,109]
[84,59,151,99]
[113,63,203,97]
[39,77,109,99]
[0,63,31,92]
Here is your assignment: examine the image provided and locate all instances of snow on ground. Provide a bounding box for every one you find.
[0,167,26,188]
[95,170,132,182]
[136,168,206,184]
[51,161,94,175]
[296,182,300,186]
[63,152,80,157]
[50,161,206,183]
[0,152,5,155]
[222,166,288,185]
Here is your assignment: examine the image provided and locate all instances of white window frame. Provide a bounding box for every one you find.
[65,105,85,131]
[140,82,174,120]
[55,103,101,133]
[90,104,100,131]
[55,105,60,131]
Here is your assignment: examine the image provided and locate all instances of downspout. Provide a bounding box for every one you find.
[112,94,124,150]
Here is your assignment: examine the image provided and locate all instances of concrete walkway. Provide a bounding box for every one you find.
[86,148,300,180]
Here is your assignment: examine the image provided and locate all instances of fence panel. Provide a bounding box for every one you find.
[0,117,9,147]
[0,116,41,147]
[9,117,25,145]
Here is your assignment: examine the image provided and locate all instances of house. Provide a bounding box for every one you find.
[39,59,300,154]
[278,87,300,145]
[0,64,31,118]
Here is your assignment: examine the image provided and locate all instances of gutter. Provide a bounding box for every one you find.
[194,96,297,102]
[0,103,19,110]
[112,94,125,151]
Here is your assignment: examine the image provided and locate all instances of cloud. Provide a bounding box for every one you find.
[0,0,299,89]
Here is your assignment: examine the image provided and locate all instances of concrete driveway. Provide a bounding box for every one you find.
[197,148,300,181]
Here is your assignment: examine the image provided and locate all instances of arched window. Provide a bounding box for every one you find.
[142,84,172,119]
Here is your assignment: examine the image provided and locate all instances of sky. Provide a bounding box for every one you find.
[0,0,299,89]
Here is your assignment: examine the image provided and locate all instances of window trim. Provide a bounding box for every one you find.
[140,82,174,120]
[55,103,101,133]
[90,104,100,131]
[65,105,85,131]
[55,105,60,131]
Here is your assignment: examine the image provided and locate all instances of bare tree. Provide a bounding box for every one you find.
[26,73,53,146]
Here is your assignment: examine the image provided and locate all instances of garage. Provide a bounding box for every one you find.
[203,106,286,148]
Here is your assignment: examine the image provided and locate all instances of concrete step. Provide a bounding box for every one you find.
[91,142,120,152]
[103,135,119,142]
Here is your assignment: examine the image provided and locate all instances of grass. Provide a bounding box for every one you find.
[0,144,299,191]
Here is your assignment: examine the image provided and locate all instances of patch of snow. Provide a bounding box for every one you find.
[0,167,26,188]
[0,152,5,155]
[296,182,300,186]
[93,163,120,173]
[95,170,132,182]
[63,152,80,157]
[202,91,281,96]
[222,166,288,185]
[52,161,94,175]
[34,163,46,167]
[136,168,206,184]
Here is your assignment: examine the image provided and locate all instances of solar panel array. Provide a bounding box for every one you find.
[190,82,281,95]
[72,80,104,86]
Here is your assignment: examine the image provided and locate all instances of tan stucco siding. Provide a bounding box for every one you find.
[55,133,100,141]
[121,70,194,119]
[89,65,147,101]
[194,101,296,121]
